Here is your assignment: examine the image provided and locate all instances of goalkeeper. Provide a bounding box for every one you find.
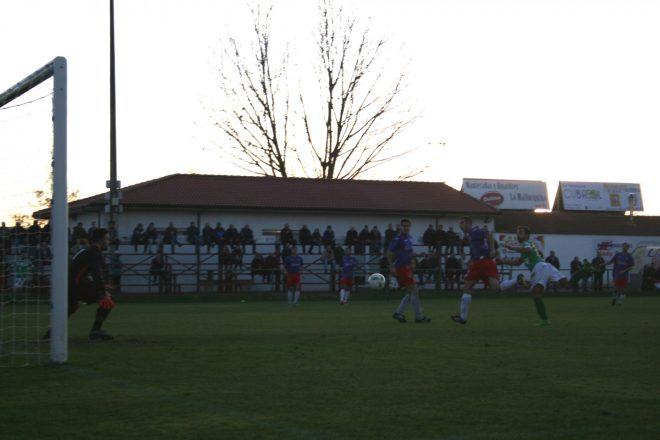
[68,228,116,340]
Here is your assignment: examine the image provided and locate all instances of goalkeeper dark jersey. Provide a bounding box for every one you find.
[69,246,106,302]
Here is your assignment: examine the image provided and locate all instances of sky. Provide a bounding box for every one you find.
[1,0,660,221]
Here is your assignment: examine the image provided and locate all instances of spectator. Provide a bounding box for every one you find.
[186,222,200,246]
[202,223,215,252]
[239,224,256,254]
[357,225,371,255]
[72,222,88,249]
[321,244,335,273]
[250,253,265,281]
[27,220,42,247]
[446,226,461,255]
[130,223,145,252]
[298,224,312,254]
[144,222,158,253]
[86,221,98,243]
[223,224,239,246]
[436,225,449,256]
[370,225,382,255]
[263,253,279,284]
[344,226,358,251]
[591,251,606,292]
[162,221,182,253]
[545,250,560,269]
[383,224,396,253]
[309,227,323,254]
[213,222,225,247]
[422,224,436,253]
[279,223,295,249]
[322,225,335,248]
[150,252,166,288]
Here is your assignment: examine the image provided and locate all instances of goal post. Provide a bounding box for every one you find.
[0,57,68,365]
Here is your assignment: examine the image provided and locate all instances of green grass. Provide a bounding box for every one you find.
[3,294,660,440]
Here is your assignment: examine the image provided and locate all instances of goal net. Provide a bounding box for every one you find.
[0,58,68,366]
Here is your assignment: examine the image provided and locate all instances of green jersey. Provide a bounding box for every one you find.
[520,239,543,271]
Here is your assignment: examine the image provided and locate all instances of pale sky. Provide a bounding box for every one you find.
[1,0,659,221]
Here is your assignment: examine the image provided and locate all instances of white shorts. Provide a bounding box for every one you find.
[530,262,566,289]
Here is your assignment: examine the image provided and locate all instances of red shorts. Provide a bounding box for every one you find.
[340,277,353,288]
[465,258,499,283]
[613,278,628,289]
[287,272,301,288]
[395,265,416,287]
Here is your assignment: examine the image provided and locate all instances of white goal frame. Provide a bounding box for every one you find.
[0,57,68,364]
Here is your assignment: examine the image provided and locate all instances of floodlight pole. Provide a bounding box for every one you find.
[108,0,120,235]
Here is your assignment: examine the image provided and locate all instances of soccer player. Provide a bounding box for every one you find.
[339,247,359,305]
[500,226,572,326]
[450,217,500,325]
[68,228,115,340]
[606,242,635,306]
[388,218,431,323]
[283,245,304,306]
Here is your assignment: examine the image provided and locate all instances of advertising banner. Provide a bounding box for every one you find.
[462,178,549,210]
[559,182,644,212]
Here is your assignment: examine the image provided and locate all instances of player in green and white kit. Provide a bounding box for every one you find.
[500,226,571,325]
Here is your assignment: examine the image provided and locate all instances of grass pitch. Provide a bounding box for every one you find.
[3,294,659,440]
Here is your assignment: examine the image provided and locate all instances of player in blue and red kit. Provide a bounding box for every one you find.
[388,218,431,323]
[339,247,359,305]
[606,242,635,306]
[283,245,304,306]
[451,217,500,324]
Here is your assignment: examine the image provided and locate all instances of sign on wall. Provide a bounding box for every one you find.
[557,181,644,212]
[462,178,549,210]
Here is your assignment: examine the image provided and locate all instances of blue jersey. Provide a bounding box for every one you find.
[468,226,491,261]
[388,233,414,268]
[284,255,303,273]
[341,255,359,278]
[610,252,634,279]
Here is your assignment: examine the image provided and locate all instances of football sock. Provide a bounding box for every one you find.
[340,289,346,302]
[287,290,293,303]
[294,291,301,303]
[411,294,423,320]
[533,297,548,321]
[91,307,111,332]
[460,293,472,320]
[396,294,411,315]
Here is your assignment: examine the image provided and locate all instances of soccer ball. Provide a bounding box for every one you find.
[367,273,386,289]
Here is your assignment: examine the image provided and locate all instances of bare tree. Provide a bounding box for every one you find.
[215,1,416,179]
[300,0,416,180]
[216,4,291,177]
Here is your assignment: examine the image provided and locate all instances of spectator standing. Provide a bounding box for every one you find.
[445,253,462,291]
[72,222,88,249]
[298,224,312,254]
[322,225,335,248]
[384,224,396,253]
[213,222,225,247]
[279,223,295,249]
